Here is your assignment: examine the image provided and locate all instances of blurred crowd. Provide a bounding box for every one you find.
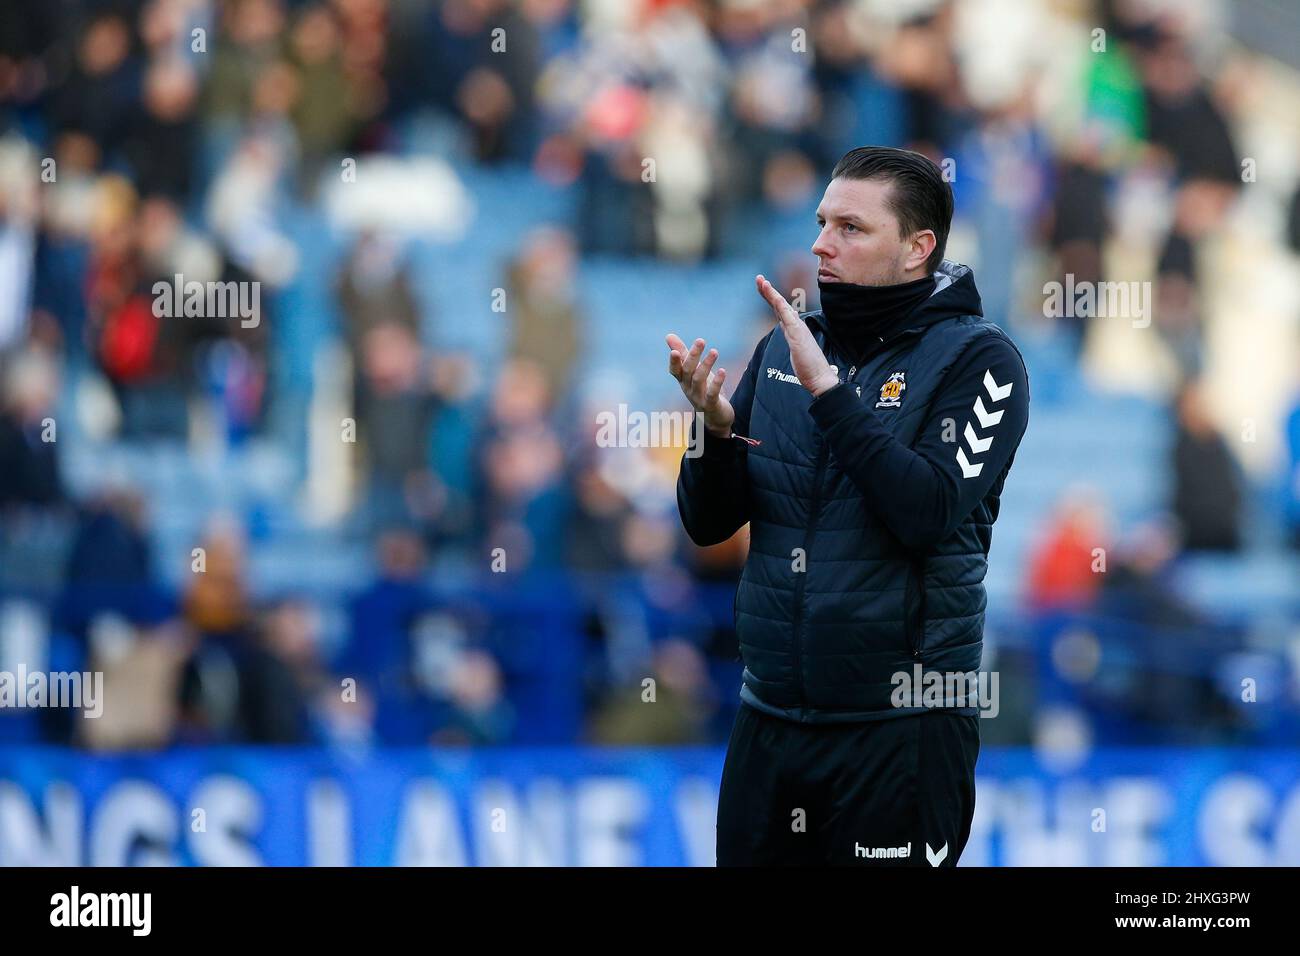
[1,0,1298,750]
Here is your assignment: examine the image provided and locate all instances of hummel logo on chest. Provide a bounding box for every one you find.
[766,367,801,384]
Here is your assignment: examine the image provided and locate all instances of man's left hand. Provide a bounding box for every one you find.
[756,274,840,398]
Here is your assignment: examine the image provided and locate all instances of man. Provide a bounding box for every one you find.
[668,147,1030,866]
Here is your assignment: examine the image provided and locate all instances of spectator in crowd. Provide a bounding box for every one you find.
[334,527,437,743]
[588,637,716,745]
[1096,519,1205,631]
[1094,519,1245,740]
[1025,488,1110,613]
[58,488,159,636]
[431,0,543,164]
[82,615,193,751]
[473,358,569,572]
[85,177,195,437]
[49,11,138,167]
[337,231,421,349]
[1170,378,1243,553]
[123,57,200,202]
[0,345,64,509]
[351,319,468,531]
[237,596,327,743]
[334,528,514,744]
[177,518,301,744]
[1044,140,1110,356]
[504,226,581,407]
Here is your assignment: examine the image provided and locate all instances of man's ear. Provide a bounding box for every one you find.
[907,230,937,272]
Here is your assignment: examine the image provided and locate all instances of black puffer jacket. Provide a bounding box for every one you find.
[678,261,1029,722]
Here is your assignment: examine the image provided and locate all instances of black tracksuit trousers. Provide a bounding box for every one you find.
[716,703,979,866]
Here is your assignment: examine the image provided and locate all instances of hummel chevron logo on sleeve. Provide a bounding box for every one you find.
[971,396,1003,429]
[956,369,1014,479]
[983,368,1013,401]
[963,421,992,454]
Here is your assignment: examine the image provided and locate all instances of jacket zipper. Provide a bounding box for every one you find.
[785,336,862,716]
[791,440,829,715]
[785,326,927,713]
[907,558,926,658]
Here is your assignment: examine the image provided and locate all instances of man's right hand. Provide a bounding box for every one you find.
[666,333,735,439]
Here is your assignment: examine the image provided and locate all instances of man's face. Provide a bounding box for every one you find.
[812,177,931,286]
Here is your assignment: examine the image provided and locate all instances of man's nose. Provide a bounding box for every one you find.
[811,227,833,260]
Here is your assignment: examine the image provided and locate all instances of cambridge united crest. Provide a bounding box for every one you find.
[875,371,906,409]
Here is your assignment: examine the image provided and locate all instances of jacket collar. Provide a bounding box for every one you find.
[803,260,983,353]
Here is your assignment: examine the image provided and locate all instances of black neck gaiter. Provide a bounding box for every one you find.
[817,274,936,366]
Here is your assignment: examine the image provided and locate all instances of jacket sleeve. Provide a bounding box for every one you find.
[675,328,773,547]
[807,332,1030,554]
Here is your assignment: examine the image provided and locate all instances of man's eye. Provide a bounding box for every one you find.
[844,223,857,233]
